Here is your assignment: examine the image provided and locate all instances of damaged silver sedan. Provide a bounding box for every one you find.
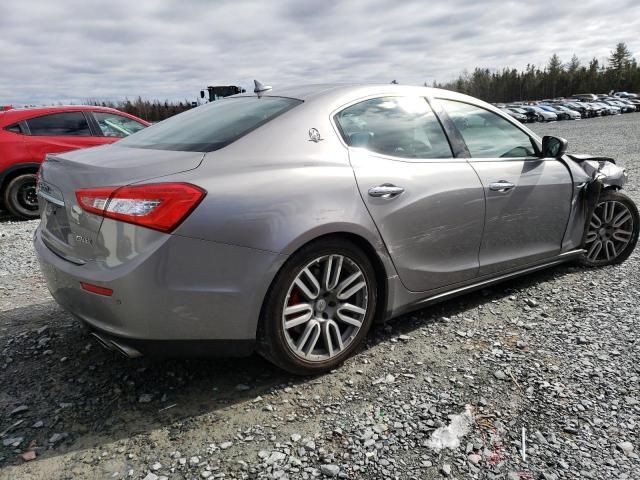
[34,84,639,374]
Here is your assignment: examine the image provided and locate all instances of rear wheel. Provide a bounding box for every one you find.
[581,190,639,266]
[3,173,40,219]
[258,239,377,375]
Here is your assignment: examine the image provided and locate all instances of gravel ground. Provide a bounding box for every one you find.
[1,114,639,480]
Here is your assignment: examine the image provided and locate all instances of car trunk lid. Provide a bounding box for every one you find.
[37,144,204,263]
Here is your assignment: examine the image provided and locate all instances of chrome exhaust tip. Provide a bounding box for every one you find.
[90,332,114,351]
[90,332,142,358]
[110,340,143,359]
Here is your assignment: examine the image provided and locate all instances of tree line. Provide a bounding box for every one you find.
[86,97,193,122]
[88,42,639,120]
[433,42,640,103]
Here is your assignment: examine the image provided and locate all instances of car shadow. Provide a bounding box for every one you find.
[0,209,28,223]
[0,210,12,222]
[0,263,578,467]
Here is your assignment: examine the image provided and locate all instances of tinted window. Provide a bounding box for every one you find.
[119,97,302,152]
[4,123,23,134]
[440,100,536,158]
[27,112,91,136]
[93,112,146,137]
[335,97,452,159]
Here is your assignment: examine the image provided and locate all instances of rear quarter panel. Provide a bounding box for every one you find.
[173,100,389,258]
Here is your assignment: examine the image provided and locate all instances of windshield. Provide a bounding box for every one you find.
[119,96,302,152]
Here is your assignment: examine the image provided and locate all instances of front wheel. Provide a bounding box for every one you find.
[3,173,40,219]
[581,190,639,266]
[258,239,378,375]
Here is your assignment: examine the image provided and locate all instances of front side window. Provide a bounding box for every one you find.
[119,96,302,152]
[335,97,452,159]
[439,100,536,158]
[26,112,91,136]
[93,112,146,137]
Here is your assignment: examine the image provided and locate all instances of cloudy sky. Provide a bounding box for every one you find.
[2,0,639,105]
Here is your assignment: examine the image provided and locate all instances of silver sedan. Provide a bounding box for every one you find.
[34,83,639,374]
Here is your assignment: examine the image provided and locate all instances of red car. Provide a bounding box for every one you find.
[0,106,150,219]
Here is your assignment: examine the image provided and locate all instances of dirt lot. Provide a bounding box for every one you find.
[1,115,639,479]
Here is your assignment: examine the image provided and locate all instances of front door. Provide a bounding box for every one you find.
[335,96,486,292]
[438,99,573,275]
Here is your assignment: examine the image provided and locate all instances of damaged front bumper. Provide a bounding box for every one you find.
[568,154,628,189]
[565,154,629,249]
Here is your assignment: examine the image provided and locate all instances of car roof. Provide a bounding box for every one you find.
[0,105,147,125]
[234,83,478,105]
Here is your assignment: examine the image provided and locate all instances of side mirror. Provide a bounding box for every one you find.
[200,90,205,99]
[542,135,568,158]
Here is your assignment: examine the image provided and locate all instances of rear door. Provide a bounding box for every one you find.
[437,99,573,275]
[25,111,107,161]
[335,96,485,292]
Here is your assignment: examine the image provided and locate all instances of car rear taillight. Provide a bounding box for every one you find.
[76,183,206,233]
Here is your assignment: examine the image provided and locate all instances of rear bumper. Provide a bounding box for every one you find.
[85,325,255,358]
[35,226,287,351]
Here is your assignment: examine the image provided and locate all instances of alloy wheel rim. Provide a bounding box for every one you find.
[282,254,368,362]
[585,200,634,262]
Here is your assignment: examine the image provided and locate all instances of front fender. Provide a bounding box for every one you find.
[568,154,627,189]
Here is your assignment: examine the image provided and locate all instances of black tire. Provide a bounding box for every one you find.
[580,190,639,267]
[3,173,40,219]
[257,238,378,375]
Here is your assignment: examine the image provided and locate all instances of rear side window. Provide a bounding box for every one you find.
[119,97,302,152]
[4,123,23,134]
[93,112,146,137]
[27,112,91,136]
[335,97,452,159]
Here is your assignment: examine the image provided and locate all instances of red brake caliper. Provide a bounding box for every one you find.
[288,290,302,306]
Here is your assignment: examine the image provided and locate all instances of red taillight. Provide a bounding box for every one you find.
[76,183,206,233]
[80,282,113,296]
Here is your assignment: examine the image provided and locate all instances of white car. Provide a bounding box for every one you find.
[524,106,557,122]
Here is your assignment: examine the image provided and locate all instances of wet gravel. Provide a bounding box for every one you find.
[1,114,639,479]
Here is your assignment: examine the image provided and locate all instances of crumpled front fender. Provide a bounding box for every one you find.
[568,154,627,189]
[566,154,629,249]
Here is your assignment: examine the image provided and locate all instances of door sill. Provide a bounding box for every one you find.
[404,249,585,312]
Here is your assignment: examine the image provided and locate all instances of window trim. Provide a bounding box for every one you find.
[24,110,95,137]
[435,98,542,160]
[3,122,26,135]
[330,94,457,163]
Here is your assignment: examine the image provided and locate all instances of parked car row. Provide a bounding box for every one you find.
[497,91,640,123]
[0,106,149,219]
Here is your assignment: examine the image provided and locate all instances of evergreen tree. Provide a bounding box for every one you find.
[438,43,639,102]
[609,42,632,70]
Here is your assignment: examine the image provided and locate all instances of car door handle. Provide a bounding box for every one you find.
[489,181,515,192]
[368,184,405,198]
